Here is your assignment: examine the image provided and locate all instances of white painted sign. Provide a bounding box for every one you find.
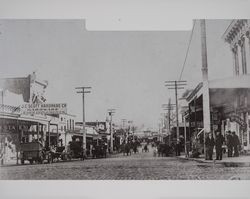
[20,103,67,115]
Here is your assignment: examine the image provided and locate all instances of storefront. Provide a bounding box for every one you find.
[0,104,51,163]
[186,75,250,151]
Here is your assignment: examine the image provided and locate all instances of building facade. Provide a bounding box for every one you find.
[185,20,250,153]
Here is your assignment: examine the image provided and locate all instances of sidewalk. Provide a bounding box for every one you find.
[177,154,250,167]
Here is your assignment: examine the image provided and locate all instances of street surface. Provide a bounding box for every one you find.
[1,146,250,180]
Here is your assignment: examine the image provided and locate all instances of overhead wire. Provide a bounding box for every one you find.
[178,19,196,81]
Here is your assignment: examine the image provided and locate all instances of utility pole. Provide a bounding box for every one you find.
[75,86,91,159]
[165,81,186,142]
[128,120,133,141]
[121,119,127,143]
[162,99,175,145]
[108,109,115,153]
[200,19,211,156]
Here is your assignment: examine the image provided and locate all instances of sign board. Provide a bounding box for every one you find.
[20,103,67,115]
[85,122,107,133]
[229,113,247,130]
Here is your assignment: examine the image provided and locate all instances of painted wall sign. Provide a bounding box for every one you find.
[21,103,67,115]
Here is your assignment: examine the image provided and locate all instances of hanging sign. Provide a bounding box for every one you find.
[229,113,247,130]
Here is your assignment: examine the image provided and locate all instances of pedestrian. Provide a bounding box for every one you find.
[144,144,148,152]
[232,131,240,157]
[205,132,215,160]
[153,147,158,157]
[226,131,233,157]
[175,139,181,156]
[215,131,224,160]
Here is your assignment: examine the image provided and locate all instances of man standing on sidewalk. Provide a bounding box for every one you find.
[226,131,233,157]
[215,131,224,160]
[232,131,240,157]
[205,132,215,160]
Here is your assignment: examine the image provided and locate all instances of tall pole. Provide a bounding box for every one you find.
[82,91,85,151]
[165,81,186,142]
[200,19,211,156]
[121,119,127,143]
[184,115,187,157]
[48,121,50,148]
[162,99,175,145]
[108,109,115,153]
[174,81,180,141]
[76,86,91,158]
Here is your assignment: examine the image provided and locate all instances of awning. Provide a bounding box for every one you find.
[187,75,250,107]
[209,74,250,89]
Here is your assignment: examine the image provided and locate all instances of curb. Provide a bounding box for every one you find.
[176,156,250,167]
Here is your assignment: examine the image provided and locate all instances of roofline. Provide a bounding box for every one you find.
[222,20,236,42]
[186,82,203,102]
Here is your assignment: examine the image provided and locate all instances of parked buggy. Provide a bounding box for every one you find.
[69,140,85,160]
[50,146,72,162]
[20,141,52,164]
[92,145,107,158]
[157,143,174,157]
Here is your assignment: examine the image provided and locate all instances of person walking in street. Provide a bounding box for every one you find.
[226,131,233,157]
[215,131,224,160]
[232,131,240,157]
[205,132,215,160]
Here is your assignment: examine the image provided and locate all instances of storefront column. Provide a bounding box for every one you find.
[56,125,59,147]
[231,45,240,76]
[37,122,39,140]
[246,31,250,73]
[246,112,250,150]
[48,121,50,147]
[239,37,248,74]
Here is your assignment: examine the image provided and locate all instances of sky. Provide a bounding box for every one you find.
[0,19,237,130]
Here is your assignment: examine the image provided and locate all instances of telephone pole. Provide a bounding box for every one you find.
[75,86,91,159]
[165,81,186,142]
[121,119,127,143]
[162,99,175,144]
[108,109,115,153]
[200,19,211,156]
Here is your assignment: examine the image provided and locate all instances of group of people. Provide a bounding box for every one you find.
[122,141,141,156]
[205,130,240,160]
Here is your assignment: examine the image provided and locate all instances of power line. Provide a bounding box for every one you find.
[178,20,196,81]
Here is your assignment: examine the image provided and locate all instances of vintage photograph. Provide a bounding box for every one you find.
[0,19,250,180]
